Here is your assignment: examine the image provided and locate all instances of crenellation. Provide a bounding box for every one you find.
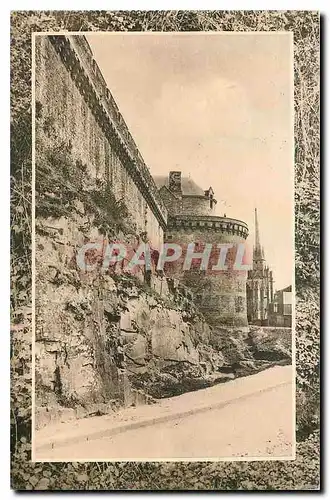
[167,215,248,238]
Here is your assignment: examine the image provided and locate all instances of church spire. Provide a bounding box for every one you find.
[255,208,261,250]
[253,208,264,262]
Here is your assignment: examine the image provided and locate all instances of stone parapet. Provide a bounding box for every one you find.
[167,215,249,239]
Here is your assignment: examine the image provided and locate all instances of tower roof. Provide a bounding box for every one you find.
[153,175,205,196]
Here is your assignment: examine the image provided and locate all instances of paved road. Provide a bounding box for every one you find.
[35,365,294,461]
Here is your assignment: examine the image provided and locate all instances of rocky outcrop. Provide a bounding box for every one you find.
[35,214,292,428]
[35,213,292,430]
[248,326,292,362]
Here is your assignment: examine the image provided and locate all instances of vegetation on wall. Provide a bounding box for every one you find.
[36,139,134,236]
[35,106,134,237]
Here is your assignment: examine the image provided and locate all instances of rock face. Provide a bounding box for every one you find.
[119,289,226,399]
[35,231,226,417]
[35,196,262,427]
[248,326,292,362]
[35,222,292,430]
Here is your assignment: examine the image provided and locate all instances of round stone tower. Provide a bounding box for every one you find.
[155,171,249,328]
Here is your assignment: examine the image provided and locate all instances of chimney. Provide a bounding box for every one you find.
[169,171,182,194]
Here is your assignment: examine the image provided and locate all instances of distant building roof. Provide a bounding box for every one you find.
[278,285,292,293]
[153,175,205,196]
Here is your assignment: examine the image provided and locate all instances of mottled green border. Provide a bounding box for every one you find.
[10,10,320,490]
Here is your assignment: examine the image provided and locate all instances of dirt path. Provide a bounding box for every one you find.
[35,365,294,461]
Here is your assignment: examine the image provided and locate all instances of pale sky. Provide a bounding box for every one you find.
[87,33,293,290]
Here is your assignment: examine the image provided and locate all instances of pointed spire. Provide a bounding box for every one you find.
[255,208,261,250]
[253,208,264,262]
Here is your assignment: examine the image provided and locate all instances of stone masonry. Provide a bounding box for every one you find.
[155,172,249,327]
[32,34,292,431]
